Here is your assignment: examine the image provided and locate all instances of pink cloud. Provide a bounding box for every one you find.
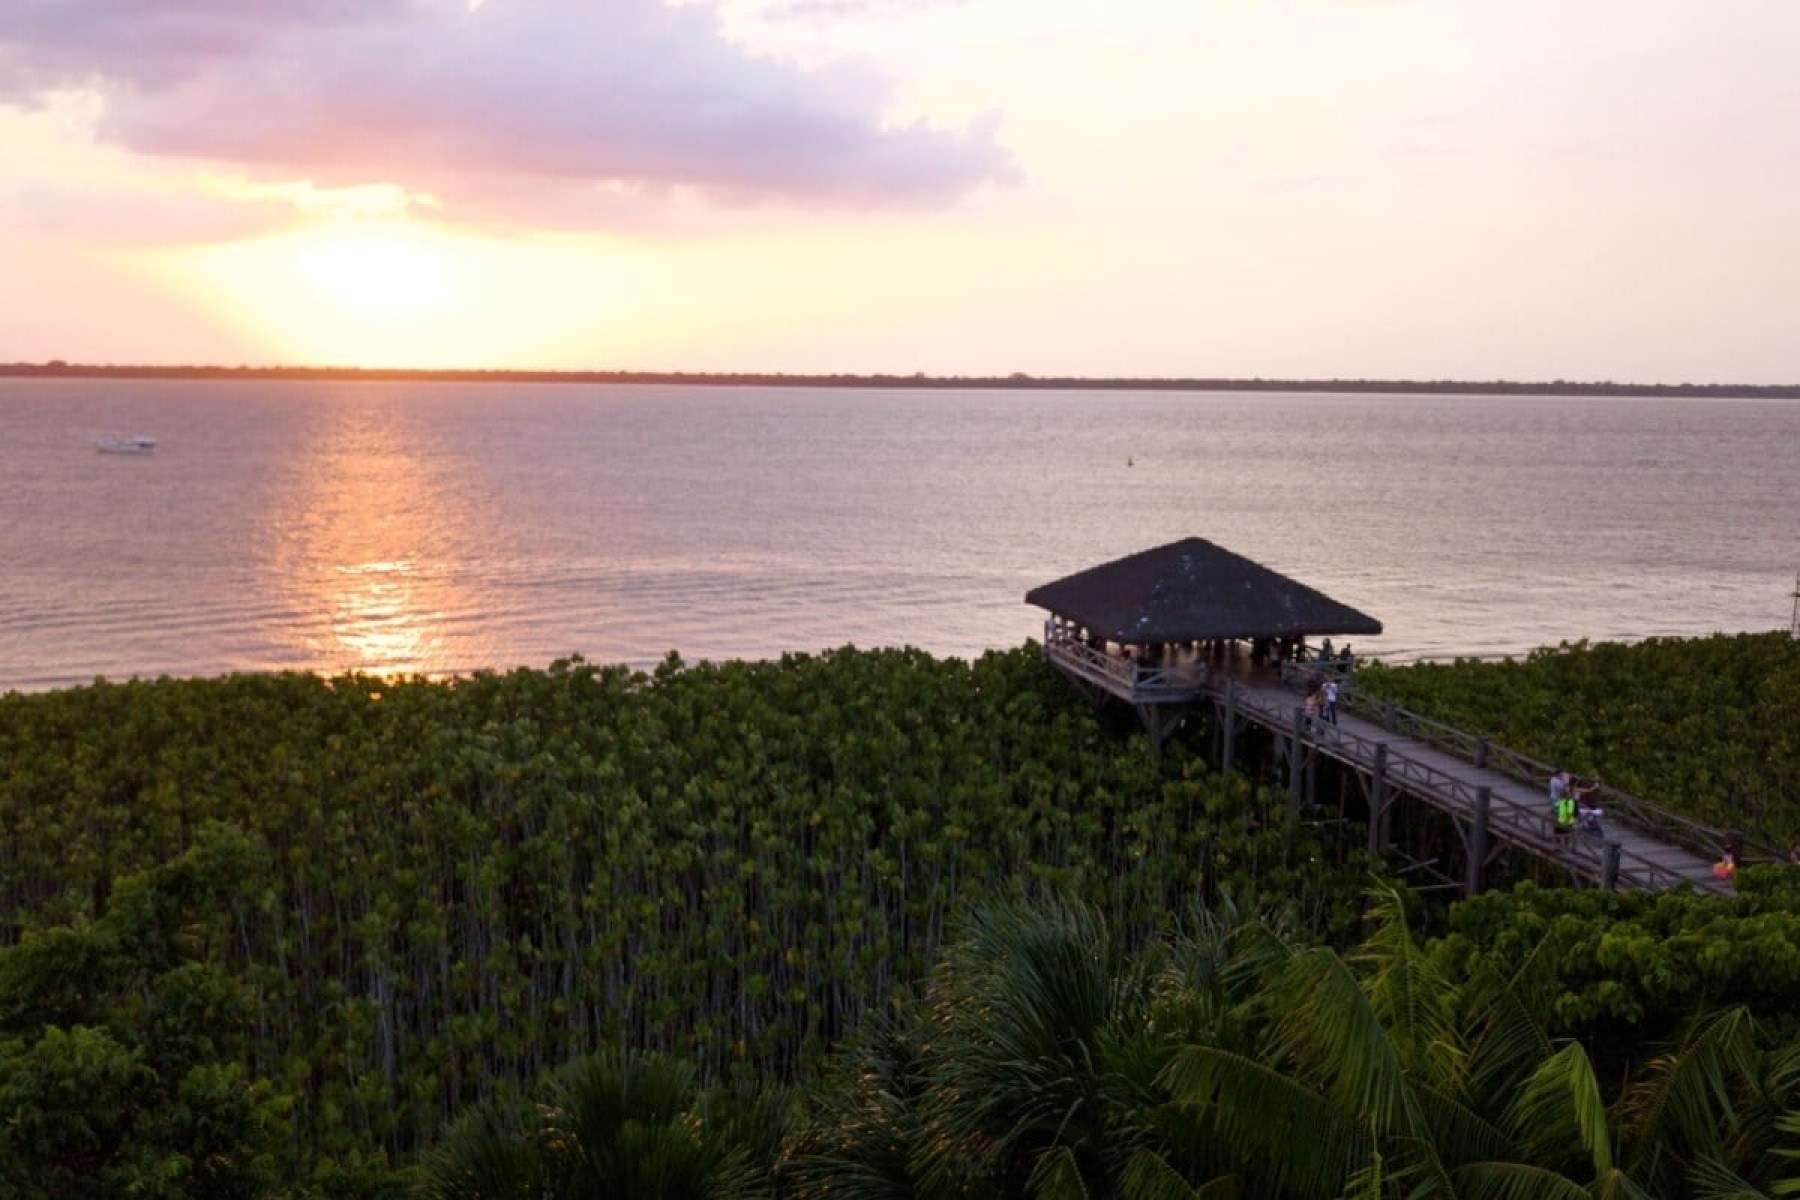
[0,0,1013,219]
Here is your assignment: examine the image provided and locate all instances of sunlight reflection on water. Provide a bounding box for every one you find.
[0,381,1795,691]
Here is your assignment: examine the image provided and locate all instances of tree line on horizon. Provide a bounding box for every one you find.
[5,360,1796,397]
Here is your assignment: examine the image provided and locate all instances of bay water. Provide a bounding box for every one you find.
[2,379,1794,694]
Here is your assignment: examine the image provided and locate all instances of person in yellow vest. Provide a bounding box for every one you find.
[1550,770,1577,837]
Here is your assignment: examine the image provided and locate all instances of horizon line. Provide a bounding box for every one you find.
[3,362,1796,398]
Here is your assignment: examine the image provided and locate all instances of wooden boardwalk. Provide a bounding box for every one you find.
[1040,631,1738,894]
[1208,668,1727,894]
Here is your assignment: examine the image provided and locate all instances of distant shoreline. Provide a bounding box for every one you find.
[3,361,1796,399]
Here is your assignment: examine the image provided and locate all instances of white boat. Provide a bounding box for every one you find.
[98,435,157,455]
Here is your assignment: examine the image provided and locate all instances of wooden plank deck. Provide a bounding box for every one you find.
[1209,670,1726,893]
[1039,631,1732,894]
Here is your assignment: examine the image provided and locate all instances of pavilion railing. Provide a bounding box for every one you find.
[1041,622,1207,702]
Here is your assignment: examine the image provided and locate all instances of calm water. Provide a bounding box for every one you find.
[1,379,1795,693]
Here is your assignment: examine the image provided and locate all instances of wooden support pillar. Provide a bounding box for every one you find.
[1475,738,1489,769]
[1135,703,1172,755]
[1285,706,1305,827]
[1221,680,1237,775]
[1368,742,1390,853]
[1467,785,1491,896]
[1602,842,1621,891]
[1305,724,1318,809]
[1384,701,1398,733]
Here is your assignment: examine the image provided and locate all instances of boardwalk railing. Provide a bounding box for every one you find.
[1240,678,1704,891]
[1042,622,1207,703]
[1276,663,1762,868]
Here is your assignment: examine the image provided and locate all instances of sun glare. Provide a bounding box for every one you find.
[302,233,451,318]
[163,221,652,369]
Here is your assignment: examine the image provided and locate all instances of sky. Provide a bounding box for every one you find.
[1,0,1796,383]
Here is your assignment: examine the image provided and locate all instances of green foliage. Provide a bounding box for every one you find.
[1353,632,1800,845]
[0,829,282,1197]
[788,893,1800,1200]
[418,1049,787,1200]
[1433,875,1800,1049]
[0,647,1375,1173]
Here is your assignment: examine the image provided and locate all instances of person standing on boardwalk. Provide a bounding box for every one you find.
[1550,771,1576,837]
[1575,780,1604,837]
[1323,678,1340,725]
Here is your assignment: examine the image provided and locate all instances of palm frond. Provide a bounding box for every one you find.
[1268,947,1411,1135]
[1118,1146,1233,1200]
[786,1013,930,1200]
[1029,1145,1092,1200]
[1461,960,1556,1120]
[1160,1044,1368,1199]
[1588,1166,1657,1200]
[1447,1160,1594,1200]
[417,1099,548,1200]
[1761,1041,1800,1107]
[1614,1006,1758,1175]
[1218,916,1300,1009]
[1352,888,1463,1092]
[1375,1134,1459,1200]
[1509,1042,1613,1178]
[1407,1078,1518,1170]
[916,895,1160,1196]
[1770,1109,1800,1197]
[1684,1152,1775,1200]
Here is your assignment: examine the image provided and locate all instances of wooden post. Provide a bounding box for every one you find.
[1475,737,1488,769]
[1384,700,1397,733]
[1368,742,1389,853]
[1136,703,1171,756]
[1467,785,1491,896]
[1221,680,1237,775]
[1602,842,1621,891]
[1286,706,1305,826]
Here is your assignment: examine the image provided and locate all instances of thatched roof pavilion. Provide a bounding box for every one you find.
[1025,537,1382,747]
[1026,536,1382,646]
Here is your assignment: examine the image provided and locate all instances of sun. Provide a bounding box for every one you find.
[161,219,651,368]
[300,231,452,318]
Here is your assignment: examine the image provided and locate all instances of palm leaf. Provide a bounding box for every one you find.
[1268,947,1412,1135]
[417,1100,549,1200]
[1684,1152,1775,1200]
[1588,1166,1657,1200]
[786,1014,930,1200]
[1510,1042,1613,1179]
[1447,1160,1596,1200]
[1770,1109,1800,1197]
[1353,884,1460,1086]
[1160,1044,1368,1199]
[915,896,1161,1197]
[1461,960,1556,1121]
[1119,1147,1238,1200]
[1374,1134,1459,1200]
[1614,1006,1758,1176]
[1029,1145,1092,1200]
[1408,1078,1518,1170]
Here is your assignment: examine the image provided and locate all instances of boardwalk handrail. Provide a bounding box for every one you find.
[1045,626,1138,690]
[1276,663,1763,867]
[1239,680,1706,891]
[1041,622,1206,702]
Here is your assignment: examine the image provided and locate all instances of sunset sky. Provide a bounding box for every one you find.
[1,0,1795,382]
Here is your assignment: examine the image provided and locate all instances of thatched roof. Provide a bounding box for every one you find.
[1025,537,1383,644]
